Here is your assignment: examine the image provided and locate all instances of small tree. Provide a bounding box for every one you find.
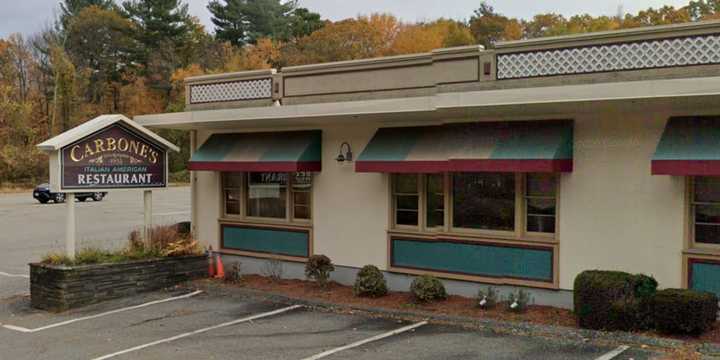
[305,254,334,287]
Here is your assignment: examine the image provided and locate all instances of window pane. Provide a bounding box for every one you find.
[225,190,241,215]
[223,172,243,188]
[696,205,720,224]
[427,174,444,228]
[293,172,312,190]
[527,173,556,197]
[527,198,556,216]
[247,172,287,218]
[695,177,720,203]
[527,215,555,233]
[394,174,418,194]
[294,206,310,220]
[696,224,720,245]
[453,173,515,231]
[293,191,310,207]
[396,210,418,226]
[397,195,419,211]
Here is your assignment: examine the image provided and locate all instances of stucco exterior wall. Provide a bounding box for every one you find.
[195,130,221,251]
[558,111,685,289]
[192,112,687,293]
[312,124,390,269]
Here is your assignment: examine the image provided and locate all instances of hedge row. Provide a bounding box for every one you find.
[575,270,718,335]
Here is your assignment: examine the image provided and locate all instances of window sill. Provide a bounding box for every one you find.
[387,266,559,290]
[683,247,720,258]
[218,248,308,263]
[388,229,558,246]
[219,217,312,230]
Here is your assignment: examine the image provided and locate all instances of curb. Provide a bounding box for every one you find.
[191,280,705,354]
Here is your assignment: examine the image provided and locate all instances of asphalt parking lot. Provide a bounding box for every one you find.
[0,187,190,298]
[0,189,658,359]
[0,286,656,360]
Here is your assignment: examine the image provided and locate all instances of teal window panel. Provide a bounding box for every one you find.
[391,238,553,282]
[690,260,720,297]
[222,225,309,258]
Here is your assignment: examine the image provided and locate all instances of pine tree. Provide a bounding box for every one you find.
[121,0,193,69]
[208,0,323,46]
[60,0,116,29]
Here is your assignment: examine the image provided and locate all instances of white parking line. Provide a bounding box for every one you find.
[0,271,29,279]
[595,345,630,360]
[90,304,302,360]
[2,290,203,333]
[300,320,428,360]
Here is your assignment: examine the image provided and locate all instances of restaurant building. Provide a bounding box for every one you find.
[137,20,720,308]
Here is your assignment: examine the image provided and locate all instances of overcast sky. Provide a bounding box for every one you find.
[0,0,692,39]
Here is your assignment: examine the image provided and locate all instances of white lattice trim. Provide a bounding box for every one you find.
[497,34,720,80]
[189,78,273,104]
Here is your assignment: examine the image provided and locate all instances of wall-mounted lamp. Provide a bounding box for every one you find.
[335,142,353,162]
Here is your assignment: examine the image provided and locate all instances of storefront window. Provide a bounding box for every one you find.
[426,174,444,228]
[222,172,313,223]
[292,172,312,220]
[391,173,558,238]
[394,174,419,226]
[693,176,720,245]
[453,173,515,231]
[526,173,557,234]
[247,172,288,219]
[223,173,243,215]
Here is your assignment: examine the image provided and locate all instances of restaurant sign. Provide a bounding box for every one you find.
[60,123,167,190]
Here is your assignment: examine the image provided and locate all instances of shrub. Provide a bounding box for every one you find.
[476,286,499,309]
[175,221,192,236]
[506,289,532,313]
[225,262,243,284]
[262,259,284,282]
[305,255,334,287]
[410,275,447,303]
[353,265,388,298]
[652,289,718,335]
[574,270,657,331]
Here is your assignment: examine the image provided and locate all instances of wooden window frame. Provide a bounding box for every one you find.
[687,176,720,252]
[390,172,559,244]
[220,172,312,227]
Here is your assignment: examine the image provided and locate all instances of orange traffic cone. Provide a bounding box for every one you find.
[215,252,225,279]
[208,247,216,278]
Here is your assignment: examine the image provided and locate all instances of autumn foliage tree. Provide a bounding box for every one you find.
[0,0,713,185]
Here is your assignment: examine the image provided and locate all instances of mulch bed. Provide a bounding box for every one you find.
[237,275,574,327]
[231,274,720,347]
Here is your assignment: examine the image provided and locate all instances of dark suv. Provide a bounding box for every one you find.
[33,184,107,204]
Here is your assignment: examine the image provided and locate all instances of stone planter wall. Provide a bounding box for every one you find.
[30,255,208,312]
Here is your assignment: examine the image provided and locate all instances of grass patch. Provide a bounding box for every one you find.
[42,224,202,266]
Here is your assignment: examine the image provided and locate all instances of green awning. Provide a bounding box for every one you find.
[356,120,573,173]
[653,117,720,176]
[189,130,322,172]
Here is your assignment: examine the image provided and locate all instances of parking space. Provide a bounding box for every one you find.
[0,188,190,299]
[0,288,658,360]
[0,188,660,359]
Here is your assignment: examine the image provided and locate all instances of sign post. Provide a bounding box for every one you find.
[143,190,153,244]
[66,193,76,257]
[37,115,179,259]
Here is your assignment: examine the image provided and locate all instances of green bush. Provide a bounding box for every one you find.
[410,275,447,303]
[305,255,334,287]
[506,289,532,313]
[574,270,657,331]
[477,286,499,309]
[353,265,388,298]
[652,289,718,335]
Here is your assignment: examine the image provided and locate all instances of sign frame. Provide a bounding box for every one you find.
[57,122,169,192]
[39,115,179,194]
